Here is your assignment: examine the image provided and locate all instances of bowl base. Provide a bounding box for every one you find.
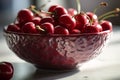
[34,65,80,72]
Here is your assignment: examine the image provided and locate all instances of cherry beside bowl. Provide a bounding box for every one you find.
[4,28,111,70]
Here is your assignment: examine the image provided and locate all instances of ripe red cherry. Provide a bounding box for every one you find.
[54,25,69,35]
[7,24,20,32]
[17,9,34,24]
[70,29,81,34]
[59,14,76,31]
[22,22,38,33]
[83,24,102,33]
[86,12,98,25]
[32,17,41,25]
[40,22,54,34]
[68,8,77,16]
[0,62,14,80]
[48,5,60,12]
[40,17,55,25]
[100,20,112,31]
[54,6,68,18]
[74,13,89,31]
[15,23,23,29]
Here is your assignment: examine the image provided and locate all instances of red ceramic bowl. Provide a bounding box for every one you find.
[4,28,111,70]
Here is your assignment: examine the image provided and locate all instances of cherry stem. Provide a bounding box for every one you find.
[85,13,93,26]
[93,6,100,14]
[76,0,81,13]
[36,25,45,32]
[93,2,108,14]
[29,5,52,18]
[100,14,119,20]
[29,5,42,18]
[98,8,120,20]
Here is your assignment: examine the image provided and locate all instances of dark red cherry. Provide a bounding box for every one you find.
[68,8,77,16]
[32,17,41,25]
[74,13,89,31]
[54,25,69,35]
[15,23,23,29]
[48,5,60,12]
[0,62,14,80]
[40,17,55,25]
[22,22,38,33]
[100,20,112,31]
[86,12,98,25]
[59,14,76,31]
[7,24,20,32]
[54,6,68,18]
[40,22,54,34]
[17,9,34,24]
[70,29,81,34]
[83,24,102,33]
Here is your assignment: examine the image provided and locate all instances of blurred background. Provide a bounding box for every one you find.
[0,0,120,27]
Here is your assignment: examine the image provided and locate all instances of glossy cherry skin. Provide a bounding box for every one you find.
[54,25,69,35]
[68,8,77,16]
[83,24,102,33]
[100,20,112,31]
[32,17,41,25]
[17,9,34,24]
[16,23,23,29]
[48,5,60,12]
[40,17,55,25]
[59,14,76,31]
[40,22,54,34]
[0,62,14,80]
[7,24,20,32]
[54,6,68,18]
[74,13,89,31]
[86,12,98,25]
[70,29,81,34]
[22,22,38,33]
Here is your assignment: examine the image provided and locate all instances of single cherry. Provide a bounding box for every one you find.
[7,24,20,32]
[15,23,23,29]
[17,9,34,24]
[86,12,98,25]
[40,17,55,25]
[100,20,112,31]
[83,24,102,33]
[0,62,14,80]
[70,29,81,34]
[74,13,89,31]
[54,25,69,35]
[59,14,76,31]
[32,17,41,25]
[40,22,54,34]
[48,5,60,12]
[22,22,38,33]
[54,6,68,18]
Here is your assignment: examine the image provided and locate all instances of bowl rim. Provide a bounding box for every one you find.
[3,26,111,37]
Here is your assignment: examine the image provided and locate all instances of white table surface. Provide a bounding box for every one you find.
[0,26,120,80]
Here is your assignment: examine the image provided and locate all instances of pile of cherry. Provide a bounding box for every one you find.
[7,4,113,35]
